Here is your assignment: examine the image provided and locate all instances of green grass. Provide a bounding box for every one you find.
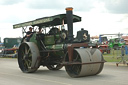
[103,49,128,62]
[104,56,121,62]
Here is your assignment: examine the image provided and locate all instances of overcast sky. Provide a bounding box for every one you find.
[0,0,128,41]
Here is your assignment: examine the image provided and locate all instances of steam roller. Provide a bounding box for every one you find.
[13,7,105,78]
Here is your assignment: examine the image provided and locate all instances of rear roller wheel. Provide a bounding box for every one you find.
[18,42,40,73]
[46,64,63,70]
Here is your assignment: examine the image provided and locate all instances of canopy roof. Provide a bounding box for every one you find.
[13,14,81,29]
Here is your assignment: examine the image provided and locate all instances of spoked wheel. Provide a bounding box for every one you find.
[65,50,82,77]
[46,64,63,70]
[18,42,40,73]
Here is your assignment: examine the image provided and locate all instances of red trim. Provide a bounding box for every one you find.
[4,48,18,51]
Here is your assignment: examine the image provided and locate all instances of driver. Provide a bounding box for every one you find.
[26,27,33,41]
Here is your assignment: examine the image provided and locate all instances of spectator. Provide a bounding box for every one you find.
[121,45,125,56]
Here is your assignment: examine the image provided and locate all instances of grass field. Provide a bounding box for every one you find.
[103,49,128,62]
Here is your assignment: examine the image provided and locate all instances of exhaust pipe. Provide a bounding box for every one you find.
[66,7,73,42]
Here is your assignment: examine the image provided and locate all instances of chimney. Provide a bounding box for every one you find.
[66,7,73,42]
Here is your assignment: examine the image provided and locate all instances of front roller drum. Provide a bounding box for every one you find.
[18,42,40,73]
[65,48,104,77]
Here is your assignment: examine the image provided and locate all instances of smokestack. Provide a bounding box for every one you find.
[66,7,73,42]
